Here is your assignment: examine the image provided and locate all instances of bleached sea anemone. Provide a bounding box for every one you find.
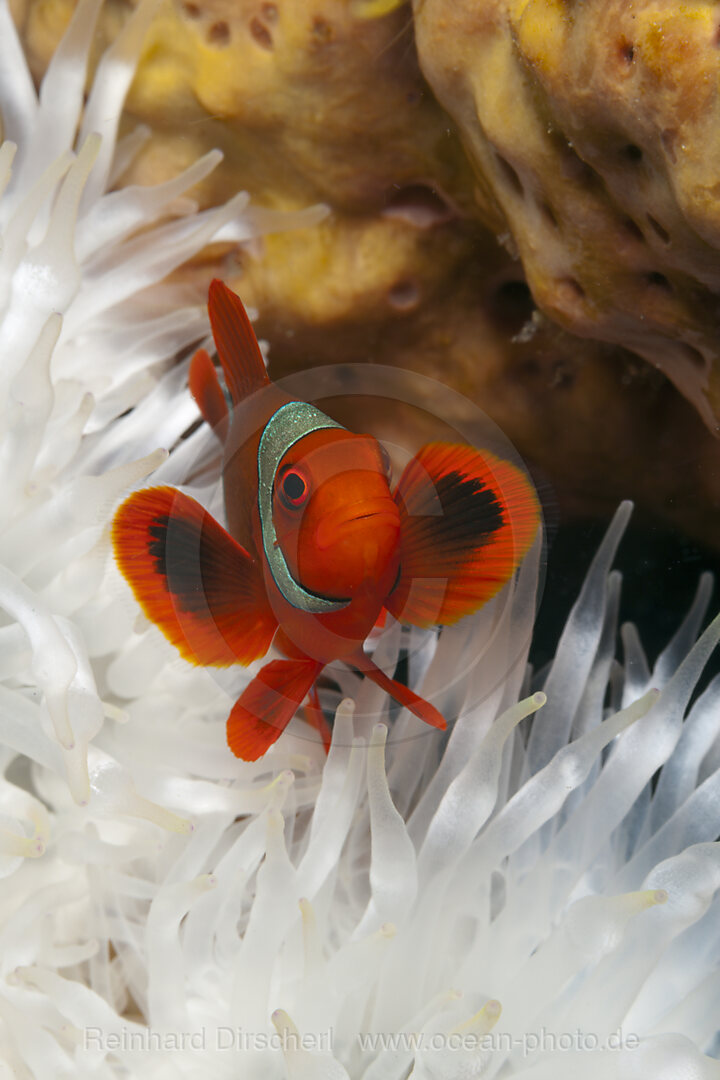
[1,3,720,1078]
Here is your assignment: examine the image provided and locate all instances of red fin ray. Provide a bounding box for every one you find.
[387,442,540,628]
[189,347,229,431]
[112,486,276,667]
[207,279,270,406]
[227,658,324,760]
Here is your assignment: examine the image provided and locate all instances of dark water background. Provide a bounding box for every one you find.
[532,512,720,692]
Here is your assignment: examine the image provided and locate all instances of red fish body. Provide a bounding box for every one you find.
[113,280,540,760]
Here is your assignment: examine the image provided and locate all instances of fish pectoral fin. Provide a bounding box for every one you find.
[387,441,540,628]
[227,658,324,760]
[352,651,446,731]
[112,486,276,667]
[207,279,270,406]
[189,346,229,432]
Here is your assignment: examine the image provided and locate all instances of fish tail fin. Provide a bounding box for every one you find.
[227,657,324,760]
[354,652,447,731]
[207,278,270,406]
[189,347,229,432]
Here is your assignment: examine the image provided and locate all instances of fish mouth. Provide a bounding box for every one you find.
[355,510,395,522]
[316,500,400,549]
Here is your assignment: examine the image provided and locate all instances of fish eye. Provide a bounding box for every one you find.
[277,466,310,510]
[379,443,392,478]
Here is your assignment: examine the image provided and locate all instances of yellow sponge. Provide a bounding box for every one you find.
[416,0,720,430]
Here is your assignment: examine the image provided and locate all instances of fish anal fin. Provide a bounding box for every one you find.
[207,279,270,406]
[387,442,540,628]
[227,658,324,760]
[112,486,276,667]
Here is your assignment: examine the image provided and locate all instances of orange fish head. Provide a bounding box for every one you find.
[272,429,401,601]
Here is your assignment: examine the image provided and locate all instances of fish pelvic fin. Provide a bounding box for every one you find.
[112,486,276,667]
[353,651,446,731]
[227,657,324,760]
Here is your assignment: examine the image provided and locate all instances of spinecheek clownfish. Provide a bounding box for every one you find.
[112,280,540,760]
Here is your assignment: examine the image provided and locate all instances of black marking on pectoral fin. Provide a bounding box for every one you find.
[113,486,277,666]
[387,442,540,627]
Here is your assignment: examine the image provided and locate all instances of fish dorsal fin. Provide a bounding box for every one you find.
[387,442,540,628]
[207,278,270,406]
